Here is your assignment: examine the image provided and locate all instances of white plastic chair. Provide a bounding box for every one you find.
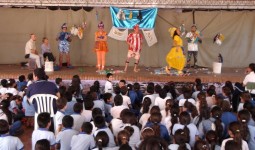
[29,94,58,130]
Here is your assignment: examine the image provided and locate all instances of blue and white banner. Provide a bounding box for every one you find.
[110,6,158,29]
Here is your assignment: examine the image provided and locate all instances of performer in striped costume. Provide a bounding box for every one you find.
[124,24,143,72]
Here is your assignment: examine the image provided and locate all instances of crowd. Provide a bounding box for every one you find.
[0,63,255,150]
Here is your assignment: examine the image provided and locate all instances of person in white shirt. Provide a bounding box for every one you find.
[71,122,96,150]
[139,97,152,129]
[142,84,156,109]
[54,97,67,134]
[185,25,202,69]
[110,95,129,119]
[71,103,86,131]
[104,73,113,94]
[221,121,249,150]
[81,100,94,122]
[25,33,44,68]
[154,89,171,110]
[91,92,105,116]
[94,131,119,150]
[243,63,255,95]
[94,115,116,147]
[56,115,79,150]
[172,111,199,148]
[0,79,8,96]
[32,112,55,150]
[120,86,132,108]
[205,130,221,150]
[168,129,191,150]
[0,119,24,150]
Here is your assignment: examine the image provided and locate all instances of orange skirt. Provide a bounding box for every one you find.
[94,41,108,52]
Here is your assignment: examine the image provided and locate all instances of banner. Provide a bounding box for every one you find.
[110,6,158,29]
[142,29,157,47]
[108,26,128,41]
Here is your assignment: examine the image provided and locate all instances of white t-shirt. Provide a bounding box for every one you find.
[139,113,150,129]
[154,96,171,110]
[71,133,96,150]
[238,103,244,112]
[25,39,36,55]
[221,138,249,150]
[71,114,86,131]
[104,81,113,94]
[56,128,79,150]
[179,98,196,107]
[81,109,92,122]
[0,87,7,95]
[121,95,131,108]
[206,97,214,108]
[186,32,199,51]
[243,72,255,94]
[168,143,191,150]
[0,111,8,122]
[32,129,55,150]
[6,88,18,96]
[111,118,124,136]
[54,111,65,134]
[172,123,199,147]
[110,105,128,119]
[0,135,24,150]
[121,125,140,148]
[94,128,116,147]
[9,100,17,113]
[142,94,156,108]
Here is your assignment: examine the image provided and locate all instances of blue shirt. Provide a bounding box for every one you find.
[27,80,58,98]
[65,101,76,115]
[221,112,237,138]
[145,122,170,142]
[17,81,27,91]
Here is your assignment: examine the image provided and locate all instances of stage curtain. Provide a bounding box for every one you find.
[0,8,254,68]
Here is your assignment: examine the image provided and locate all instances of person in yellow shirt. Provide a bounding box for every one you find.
[166,27,186,75]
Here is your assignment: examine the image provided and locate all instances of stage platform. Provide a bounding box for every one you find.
[0,64,245,83]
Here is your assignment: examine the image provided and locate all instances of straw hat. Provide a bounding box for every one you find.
[168,27,177,37]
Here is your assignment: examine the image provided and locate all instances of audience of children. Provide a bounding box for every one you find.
[2,70,255,150]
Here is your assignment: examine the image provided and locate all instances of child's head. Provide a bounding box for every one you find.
[195,78,202,85]
[1,79,8,88]
[35,139,50,150]
[159,89,167,99]
[133,82,140,91]
[141,127,155,140]
[139,136,168,150]
[119,80,126,88]
[81,122,93,133]
[62,115,73,128]
[206,88,216,97]
[55,78,63,86]
[106,73,113,81]
[27,73,33,81]
[228,121,242,150]
[56,97,67,110]
[8,78,16,88]
[117,130,130,145]
[119,144,132,150]
[103,93,112,103]
[225,140,241,150]
[114,95,123,106]
[205,130,218,150]
[120,86,128,95]
[18,75,26,82]
[58,86,66,98]
[173,129,189,148]
[84,100,94,110]
[114,86,121,95]
[150,106,160,114]
[142,97,151,114]
[12,95,23,105]
[94,115,106,128]
[92,108,103,119]
[154,84,162,94]
[146,84,154,94]
[73,103,83,114]
[150,112,162,137]
[240,92,251,103]
[179,111,191,142]
[194,140,208,150]
[37,112,51,128]
[95,131,109,149]
[121,111,136,125]
[0,119,9,134]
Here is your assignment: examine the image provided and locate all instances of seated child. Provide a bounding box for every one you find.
[94,115,116,147]
[81,99,94,122]
[93,131,119,150]
[56,115,79,150]
[35,139,50,150]
[71,122,96,150]
[17,75,27,92]
[10,95,25,122]
[0,119,24,150]
[103,93,113,122]
[55,97,67,134]
[71,103,85,131]
[22,95,35,127]
[32,112,55,150]
[110,95,128,119]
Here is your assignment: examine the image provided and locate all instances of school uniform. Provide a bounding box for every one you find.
[0,134,24,150]
[142,94,156,109]
[168,143,191,150]
[32,128,55,150]
[94,127,116,147]
[111,118,124,136]
[145,122,170,142]
[221,138,249,150]
[71,132,96,150]
[110,105,129,119]
[179,98,196,107]
[71,113,86,131]
[172,123,199,147]
[55,110,65,133]
[121,124,141,148]
[139,113,150,129]
[104,80,113,94]
[22,96,35,117]
[154,96,171,110]
[93,100,105,116]
[65,101,76,115]
[56,128,79,150]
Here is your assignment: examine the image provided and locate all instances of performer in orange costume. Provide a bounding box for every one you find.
[94,21,108,71]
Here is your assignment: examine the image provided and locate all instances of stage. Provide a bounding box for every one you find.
[0,64,245,83]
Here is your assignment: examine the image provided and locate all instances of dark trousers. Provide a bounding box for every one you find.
[43,52,55,62]
[187,51,198,66]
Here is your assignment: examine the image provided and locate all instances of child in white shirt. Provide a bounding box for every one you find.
[71,103,86,131]
[71,122,96,150]
[120,86,132,108]
[0,119,24,150]
[32,112,55,150]
[104,73,113,94]
[110,95,128,119]
[54,97,67,134]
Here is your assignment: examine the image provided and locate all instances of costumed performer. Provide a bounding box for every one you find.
[56,23,72,68]
[124,24,143,72]
[165,27,186,75]
[94,21,108,71]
